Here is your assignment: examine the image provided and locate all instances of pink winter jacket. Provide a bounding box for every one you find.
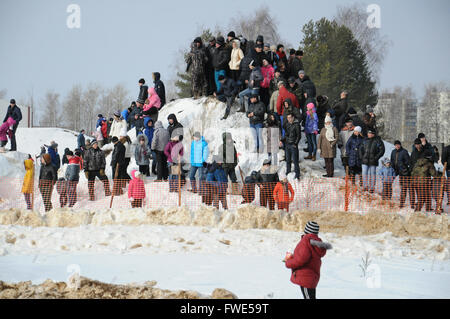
[0,117,16,142]
[143,87,161,112]
[128,170,146,199]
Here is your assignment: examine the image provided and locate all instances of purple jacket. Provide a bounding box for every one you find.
[305,110,318,134]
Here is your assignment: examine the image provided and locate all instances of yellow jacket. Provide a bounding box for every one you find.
[21,159,34,194]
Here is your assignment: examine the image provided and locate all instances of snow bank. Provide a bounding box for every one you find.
[0,277,237,299]
[0,206,447,240]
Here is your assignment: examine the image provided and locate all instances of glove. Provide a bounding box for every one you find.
[99,169,105,176]
[314,130,318,135]
[84,171,89,179]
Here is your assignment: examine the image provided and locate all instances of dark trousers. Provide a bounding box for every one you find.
[285,144,300,179]
[213,188,228,209]
[413,178,431,211]
[139,164,150,177]
[260,185,275,210]
[67,181,78,207]
[399,176,414,208]
[87,170,111,200]
[131,199,143,208]
[230,69,240,83]
[10,123,18,151]
[349,165,362,186]
[260,87,270,107]
[324,158,334,177]
[382,182,393,200]
[217,94,235,117]
[224,167,237,183]
[300,286,316,299]
[155,150,168,180]
[39,182,53,212]
[24,193,32,210]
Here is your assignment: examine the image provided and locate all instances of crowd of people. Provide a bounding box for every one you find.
[1,32,449,213]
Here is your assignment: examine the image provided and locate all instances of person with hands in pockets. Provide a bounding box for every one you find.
[284,221,332,299]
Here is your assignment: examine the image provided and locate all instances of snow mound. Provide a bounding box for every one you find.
[0,276,237,299]
[0,206,448,240]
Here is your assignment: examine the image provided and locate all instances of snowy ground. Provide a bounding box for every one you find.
[0,224,449,298]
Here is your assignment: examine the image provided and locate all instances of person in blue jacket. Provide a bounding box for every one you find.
[77,129,85,151]
[96,114,106,129]
[144,117,156,175]
[345,126,364,186]
[189,131,209,193]
[378,157,396,200]
[46,141,61,171]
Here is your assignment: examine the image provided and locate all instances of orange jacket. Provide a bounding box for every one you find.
[273,181,294,203]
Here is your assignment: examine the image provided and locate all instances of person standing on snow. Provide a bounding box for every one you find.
[84,140,111,201]
[152,72,166,108]
[137,78,148,105]
[284,221,332,299]
[2,99,22,151]
[128,170,146,208]
[186,37,208,99]
[189,131,209,193]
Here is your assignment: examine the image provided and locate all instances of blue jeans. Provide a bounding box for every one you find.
[214,70,226,92]
[189,166,204,192]
[239,87,259,112]
[306,133,317,156]
[250,123,264,153]
[285,144,300,179]
[362,165,377,191]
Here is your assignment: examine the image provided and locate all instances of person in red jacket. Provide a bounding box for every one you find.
[284,221,332,299]
[276,82,299,115]
[128,170,146,208]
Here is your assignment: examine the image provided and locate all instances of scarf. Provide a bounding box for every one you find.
[325,123,336,142]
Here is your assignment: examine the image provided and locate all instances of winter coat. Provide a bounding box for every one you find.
[299,76,316,99]
[281,99,302,126]
[269,90,280,113]
[442,145,450,166]
[3,105,22,124]
[273,181,294,203]
[218,132,238,170]
[260,64,275,89]
[128,170,146,200]
[256,166,279,184]
[190,137,209,167]
[378,165,396,184]
[390,147,411,176]
[317,126,339,159]
[247,99,266,125]
[164,141,184,164]
[248,66,263,89]
[346,134,364,168]
[121,109,129,123]
[212,45,230,70]
[411,158,437,178]
[411,141,437,164]
[111,141,126,168]
[186,44,208,74]
[84,147,106,171]
[288,82,305,109]
[228,44,244,70]
[153,72,166,107]
[285,233,329,289]
[288,57,303,79]
[39,163,57,183]
[65,157,81,182]
[143,87,161,112]
[109,119,127,139]
[135,136,151,166]
[22,159,34,194]
[304,109,319,134]
[144,117,154,148]
[77,133,85,150]
[276,86,299,115]
[359,136,385,166]
[167,114,184,140]
[96,117,106,129]
[47,147,60,170]
[238,43,256,83]
[410,145,432,169]
[316,96,329,130]
[217,78,239,97]
[332,98,349,119]
[0,117,16,141]
[151,121,170,152]
[137,84,149,104]
[282,119,301,146]
[337,127,354,157]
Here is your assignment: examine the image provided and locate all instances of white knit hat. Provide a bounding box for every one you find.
[354,126,362,133]
[325,115,332,123]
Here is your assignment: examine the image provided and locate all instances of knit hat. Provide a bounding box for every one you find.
[112,136,119,143]
[139,78,145,84]
[414,138,421,145]
[50,141,58,149]
[193,37,202,44]
[216,36,225,45]
[298,70,305,76]
[113,110,121,117]
[354,126,362,133]
[382,157,391,165]
[10,99,16,104]
[193,131,201,138]
[295,50,303,56]
[98,114,103,118]
[307,103,315,110]
[304,221,319,235]
[270,45,276,51]
[91,139,98,146]
[418,133,425,139]
[325,115,332,123]
[256,35,264,43]
[42,153,51,165]
[227,31,235,38]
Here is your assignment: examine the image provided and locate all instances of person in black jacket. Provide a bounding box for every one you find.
[3,99,22,151]
[137,78,148,105]
[391,140,414,209]
[247,94,266,153]
[152,72,166,108]
[212,36,230,93]
[358,130,385,193]
[241,171,258,204]
[256,159,279,210]
[167,114,183,141]
[206,37,217,95]
[346,107,366,136]
[288,50,304,79]
[111,136,126,195]
[39,153,57,212]
[412,133,438,163]
[282,113,301,179]
[239,40,256,90]
[442,144,450,205]
[84,140,111,200]
[315,95,329,130]
[186,37,208,99]
[215,75,239,120]
[332,91,349,131]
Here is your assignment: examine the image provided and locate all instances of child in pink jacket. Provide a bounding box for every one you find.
[0,117,16,149]
[143,87,161,112]
[128,169,146,208]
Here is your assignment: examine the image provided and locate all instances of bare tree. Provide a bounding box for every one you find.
[334,3,391,82]
[39,90,60,127]
[229,6,289,46]
[98,84,130,119]
[81,83,102,134]
[62,84,83,131]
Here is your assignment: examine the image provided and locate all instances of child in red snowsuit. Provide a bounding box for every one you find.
[284,221,332,299]
[128,170,146,208]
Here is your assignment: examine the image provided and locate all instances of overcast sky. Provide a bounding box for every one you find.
[1,0,449,108]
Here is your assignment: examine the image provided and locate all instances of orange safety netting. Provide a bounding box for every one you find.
[0,175,448,214]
